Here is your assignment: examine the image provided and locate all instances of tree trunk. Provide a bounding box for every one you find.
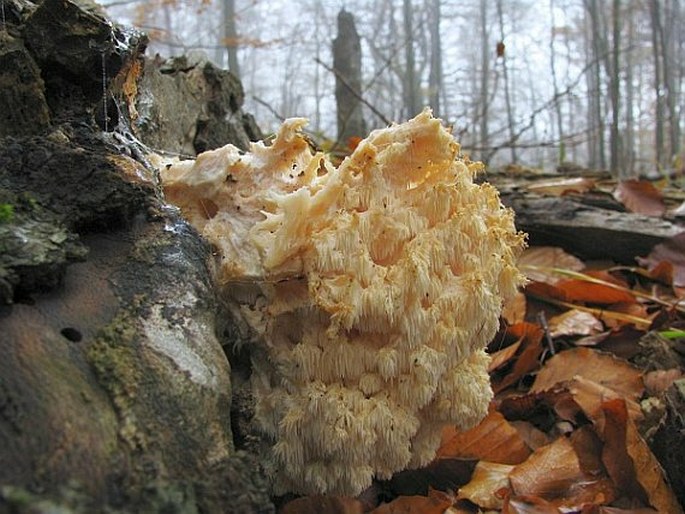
[479,0,490,160]
[649,0,666,170]
[585,0,607,170]
[497,0,517,163]
[333,9,366,145]
[609,0,621,176]
[403,0,421,118]
[661,0,680,167]
[221,0,240,77]
[549,0,564,166]
[624,8,635,177]
[427,0,442,116]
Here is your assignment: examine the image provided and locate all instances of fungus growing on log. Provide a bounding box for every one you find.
[161,109,526,496]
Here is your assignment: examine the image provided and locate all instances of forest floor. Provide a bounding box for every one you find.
[279,167,685,514]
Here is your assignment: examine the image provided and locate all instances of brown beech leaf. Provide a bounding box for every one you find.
[491,322,545,393]
[569,425,606,477]
[637,232,685,287]
[592,325,647,359]
[509,436,616,508]
[551,376,643,426]
[646,260,675,285]
[280,495,365,514]
[525,280,570,302]
[613,180,666,217]
[489,338,522,372]
[438,407,531,464]
[369,489,454,514]
[457,460,514,510]
[600,399,684,514]
[530,347,644,403]
[548,309,603,338]
[503,494,562,513]
[519,247,585,284]
[527,177,596,197]
[554,279,636,305]
[509,420,551,451]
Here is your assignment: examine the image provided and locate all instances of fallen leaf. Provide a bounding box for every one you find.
[527,177,596,196]
[600,399,683,513]
[509,436,615,508]
[552,376,643,426]
[509,420,551,451]
[489,338,522,372]
[525,281,570,302]
[369,489,454,514]
[554,279,636,305]
[491,322,545,393]
[438,407,531,464]
[390,460,475,496]
[519,247,585,284]
[503,494,562,513]
[591,325,646,359]
[347,135,363,151]
[280,495,365,514]
[569,425,606,477]
[457,461,514,510]
[637,232,685,287]
[613,180,666,217]
[548,309,604,338]
[530,347,644,403]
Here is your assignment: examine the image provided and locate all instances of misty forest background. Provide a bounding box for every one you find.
[103,0,684,178]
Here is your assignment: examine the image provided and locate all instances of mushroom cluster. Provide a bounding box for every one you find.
[161,110,526,496]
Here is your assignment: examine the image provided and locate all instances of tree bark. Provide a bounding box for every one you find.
[221,0,240,77]
[609,0,621,176]
[497,0,516,163]
[649,0,666,170]
[549,0,564,166]
[403,0,421,117]
[333,9,366,144]
[479,0,490,160]
[427,0,442,116]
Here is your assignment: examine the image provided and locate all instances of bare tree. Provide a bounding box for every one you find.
[548,0,564,165]
[220,0,240,77]
[649,0,666,169]
[478,0,491,159]
[585,0,607,170]
[427,0,442,115]
[609,0,621,175]
[333,9,366,144]
[403,0,421,117]
[496,0,516,163]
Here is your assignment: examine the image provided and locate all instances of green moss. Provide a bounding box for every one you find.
[0,203,14,223]
[87,309,146,451]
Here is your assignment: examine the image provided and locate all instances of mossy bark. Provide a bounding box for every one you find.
[0,0,273,512]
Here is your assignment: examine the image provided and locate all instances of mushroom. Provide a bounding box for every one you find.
[161,109,526,496]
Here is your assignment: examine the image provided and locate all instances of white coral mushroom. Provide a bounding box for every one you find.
[161,109,526,496]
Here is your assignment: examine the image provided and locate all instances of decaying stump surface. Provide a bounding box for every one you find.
[0,0,272,512]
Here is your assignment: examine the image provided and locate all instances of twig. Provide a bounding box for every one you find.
[315,57,391,126]
[537,311,556,357]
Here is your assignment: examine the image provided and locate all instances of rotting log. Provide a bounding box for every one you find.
[503,193,683,263]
